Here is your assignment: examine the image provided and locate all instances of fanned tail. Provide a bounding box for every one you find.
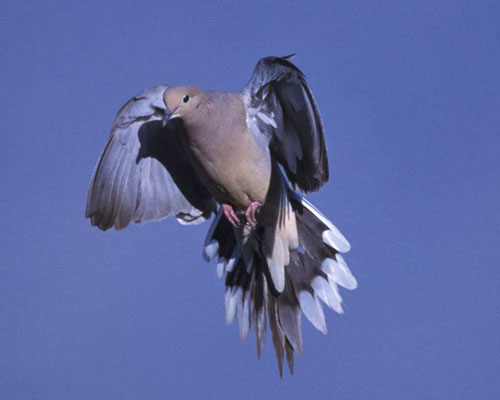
[203,190,356,377]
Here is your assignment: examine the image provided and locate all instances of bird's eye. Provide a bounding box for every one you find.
[183,94,190,103]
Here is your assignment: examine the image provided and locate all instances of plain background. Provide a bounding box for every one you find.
[1,1,499,399]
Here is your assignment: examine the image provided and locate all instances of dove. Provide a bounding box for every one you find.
[86,55,357,376]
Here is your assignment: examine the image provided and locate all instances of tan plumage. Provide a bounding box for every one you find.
[163,88,271,210]
[86,55,356,376]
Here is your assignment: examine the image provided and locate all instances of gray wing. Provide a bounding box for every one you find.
[86,85,216,231]
[243,55,328,193]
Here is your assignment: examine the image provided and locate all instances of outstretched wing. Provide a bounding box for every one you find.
[86,85,216,231]
[243,55,329,193]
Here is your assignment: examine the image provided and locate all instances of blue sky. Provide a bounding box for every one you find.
[1,1,499,399]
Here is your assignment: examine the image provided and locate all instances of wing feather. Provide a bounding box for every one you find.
[86,85,216,231]
[243,55,328,193]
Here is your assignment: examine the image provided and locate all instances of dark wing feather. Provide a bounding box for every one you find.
[86,85,216,231]
[243,55,328,193]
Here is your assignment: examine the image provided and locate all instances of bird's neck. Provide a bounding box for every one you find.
[184,93,240,145]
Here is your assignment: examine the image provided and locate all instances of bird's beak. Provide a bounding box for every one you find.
[162,107,178,127]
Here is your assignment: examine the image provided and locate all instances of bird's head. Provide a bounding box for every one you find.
[162,86,203,127]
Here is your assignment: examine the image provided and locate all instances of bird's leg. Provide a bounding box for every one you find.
[222,204,240,227]
[244,201,263,228]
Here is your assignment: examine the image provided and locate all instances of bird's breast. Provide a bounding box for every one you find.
[183,119,272,210]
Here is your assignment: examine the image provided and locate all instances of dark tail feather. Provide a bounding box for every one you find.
[267,293,286,376]
[251,260,267,358]
[203,191,356,376]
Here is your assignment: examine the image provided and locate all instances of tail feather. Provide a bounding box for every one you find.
[290,190,351,254]
[288,251,328,334]
[203,189,356,376]
[267,294,286,377]
[277,273,302,354]
[251,268,267,358]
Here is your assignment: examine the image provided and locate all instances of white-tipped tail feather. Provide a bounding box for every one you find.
[203,188,355,376]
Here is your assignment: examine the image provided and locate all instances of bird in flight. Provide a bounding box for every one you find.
[86,55,357,376]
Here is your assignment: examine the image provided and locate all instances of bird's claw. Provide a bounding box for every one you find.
[222,204,240,227]
[245,201,262,228]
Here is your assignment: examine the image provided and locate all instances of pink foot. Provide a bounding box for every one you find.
[245,201,263,227]
[222,204,240,227]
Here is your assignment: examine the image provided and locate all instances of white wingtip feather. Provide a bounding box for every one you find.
[298,291,327,334]
[322,257,357,290]
[216,258,226,278]
[322,228,351,253]
[238,294,251,341]
[225,287,242,325]
[226,247,239,273]
[311,276,344,314]
[290,191,351,253]
[203,240,219,262]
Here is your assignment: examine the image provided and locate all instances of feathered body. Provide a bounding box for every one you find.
[86,55,357,376]
[179,92,272,209]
